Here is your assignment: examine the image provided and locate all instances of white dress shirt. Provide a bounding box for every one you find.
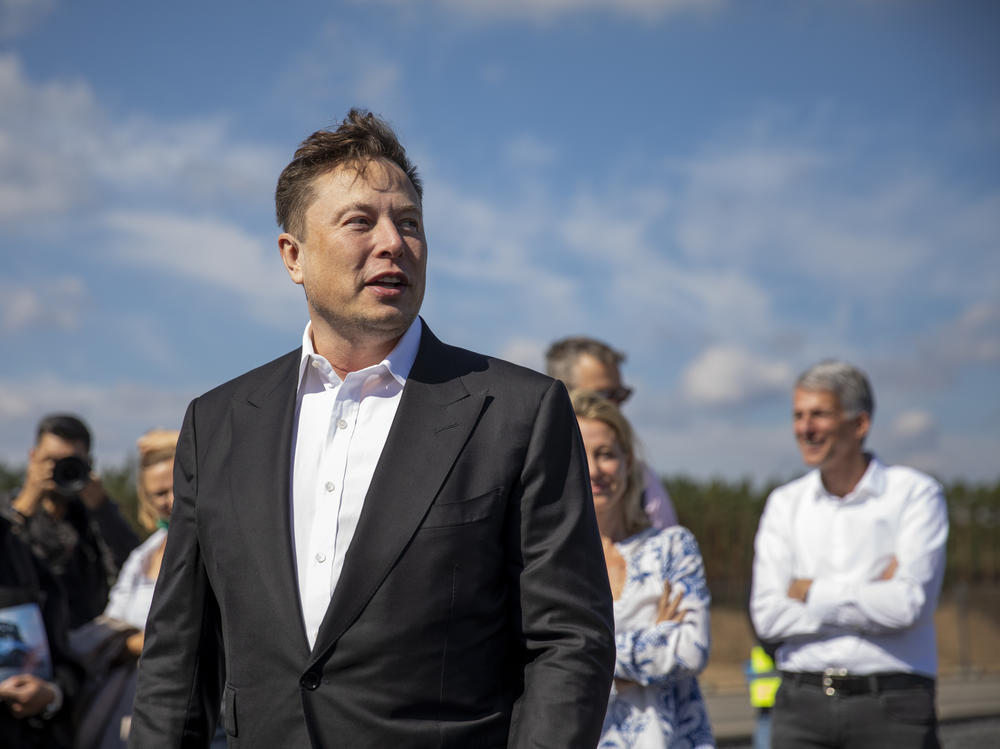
[291,318,421,649]
[750,455,948,677]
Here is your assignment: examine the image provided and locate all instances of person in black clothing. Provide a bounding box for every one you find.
[2,414,139,628]
[0,507,83,748]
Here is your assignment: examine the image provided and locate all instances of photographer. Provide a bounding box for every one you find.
[3,415,138,629]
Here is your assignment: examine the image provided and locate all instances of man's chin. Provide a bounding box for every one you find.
[797,448,826,467]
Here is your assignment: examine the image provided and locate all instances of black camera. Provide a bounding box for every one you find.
[52,455,92,495]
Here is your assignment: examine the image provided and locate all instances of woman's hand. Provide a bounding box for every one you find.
[655,581,690,623]
[126,631,145,657]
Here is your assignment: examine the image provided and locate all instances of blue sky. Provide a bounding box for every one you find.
[1,0,998,483]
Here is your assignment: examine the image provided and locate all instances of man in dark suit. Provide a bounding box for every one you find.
[130,109,615,748]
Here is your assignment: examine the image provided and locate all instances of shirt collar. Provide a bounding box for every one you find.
[809,453,886,503]
[296,317,423,391]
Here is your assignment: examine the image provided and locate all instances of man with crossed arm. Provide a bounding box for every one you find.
[750,360,948,748]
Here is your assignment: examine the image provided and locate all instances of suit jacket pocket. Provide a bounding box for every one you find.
[223,682,238,737]
[421,487,502,529]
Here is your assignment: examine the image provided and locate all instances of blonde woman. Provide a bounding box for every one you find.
[103,428,178,654]
[571,390,714,749]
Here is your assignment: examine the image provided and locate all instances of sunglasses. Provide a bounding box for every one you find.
[595,386,633,405]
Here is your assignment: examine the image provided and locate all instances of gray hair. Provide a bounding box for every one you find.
[545,337,624,387]
[796,360,875,419]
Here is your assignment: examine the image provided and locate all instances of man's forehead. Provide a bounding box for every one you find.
[572,353,620,386]
[314,157,419,201]
[36,432,87,455]
[793,387,840,409]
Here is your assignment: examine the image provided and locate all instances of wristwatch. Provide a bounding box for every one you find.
[41,682,64,719]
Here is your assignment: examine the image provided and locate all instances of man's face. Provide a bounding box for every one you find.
[792,388,869,470]
[571,354,632,406]
[279,158,427,347]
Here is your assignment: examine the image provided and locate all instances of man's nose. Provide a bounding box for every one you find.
[587,459,601,480]
[374,218,405,257]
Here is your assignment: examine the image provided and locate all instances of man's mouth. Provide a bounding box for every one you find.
[367,272,408,293]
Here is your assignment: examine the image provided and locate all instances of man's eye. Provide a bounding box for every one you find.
[399,218,420,232]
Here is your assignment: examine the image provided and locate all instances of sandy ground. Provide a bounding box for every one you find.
[700,584,1000,694]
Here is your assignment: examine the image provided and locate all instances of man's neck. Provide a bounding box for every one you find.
[310,324,404,380]
[595,507,629,544]
[819,452,871,498]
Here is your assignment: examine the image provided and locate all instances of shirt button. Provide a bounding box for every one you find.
[311,360,321,369]
[337,419,348,429]
[315,552,326,563]
[325,481,335,492]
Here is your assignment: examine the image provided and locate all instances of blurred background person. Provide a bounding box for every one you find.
[104,429,179,655]
[2,414,138,629]
[0,505,82,748]
[89,429,180,749]
[750,360,948,749]
[571,390,713,748]
[548,337,677,528]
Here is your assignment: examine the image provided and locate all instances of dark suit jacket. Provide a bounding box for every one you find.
[129,324,615,748]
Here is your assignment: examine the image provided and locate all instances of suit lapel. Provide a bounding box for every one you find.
[229,351,311,655]
[308,330,486,665]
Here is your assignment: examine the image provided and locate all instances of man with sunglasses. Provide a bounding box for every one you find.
[546,336,677,528]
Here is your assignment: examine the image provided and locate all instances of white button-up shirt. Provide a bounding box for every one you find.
[290,318,421,649]
[750,455,948,677]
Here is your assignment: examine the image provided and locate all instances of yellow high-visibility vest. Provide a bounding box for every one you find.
[748,645,781,708]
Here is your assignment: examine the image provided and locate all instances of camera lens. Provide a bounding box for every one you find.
[52,456,91,495]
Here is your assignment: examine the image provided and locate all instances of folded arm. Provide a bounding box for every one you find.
[615,528,711,686]
[751,481,948,642]
[804,482,948,632]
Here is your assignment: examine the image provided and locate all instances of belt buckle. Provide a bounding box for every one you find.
[821,667,848,696]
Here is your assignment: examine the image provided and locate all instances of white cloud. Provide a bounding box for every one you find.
[355,62,403,104]
[0,0,55,40]
[680,345,793,407]
[274,23,405,117]
[670,133,997,303]
[881,429,1000,484]
[504,134,558,168]
[0,55,97,221]
[890,410,935,439]
[423,178,583,323]
[0,54,281,227]
[0,375,194,469]
[101,211,302,325]
[936,302,1000,364]
[373,0,724,24]
[0,276,87,333]
[497,337,547,372]
[638,418,798,483]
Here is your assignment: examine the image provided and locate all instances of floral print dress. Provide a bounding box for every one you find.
[600,526,715,749]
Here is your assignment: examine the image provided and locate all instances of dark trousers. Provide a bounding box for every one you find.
[772,672,940,749]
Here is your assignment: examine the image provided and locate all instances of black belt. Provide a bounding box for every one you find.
[781,671,934,697]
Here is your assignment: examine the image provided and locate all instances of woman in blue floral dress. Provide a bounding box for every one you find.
[572,391,714,749]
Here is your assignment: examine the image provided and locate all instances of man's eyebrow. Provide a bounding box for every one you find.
[335,201,421,217]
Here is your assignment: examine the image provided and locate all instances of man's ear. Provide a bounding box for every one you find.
[854,411,871,444]
[278,233,305,285]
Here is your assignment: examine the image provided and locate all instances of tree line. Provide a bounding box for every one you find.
[3,461,997,605]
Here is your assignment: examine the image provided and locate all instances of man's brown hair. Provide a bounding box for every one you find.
[275,108,422,238]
